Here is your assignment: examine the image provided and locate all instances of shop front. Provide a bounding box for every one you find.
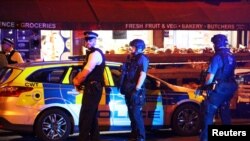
[1,0,250,62]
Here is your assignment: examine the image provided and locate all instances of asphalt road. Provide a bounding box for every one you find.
[0,129,199,141]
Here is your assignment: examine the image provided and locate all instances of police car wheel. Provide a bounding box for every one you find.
[172,104,201,136]
[35,109,72,141]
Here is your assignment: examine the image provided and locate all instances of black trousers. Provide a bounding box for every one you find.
[78,82,103,141]
[125,89,146,140]
[200,81,238,141]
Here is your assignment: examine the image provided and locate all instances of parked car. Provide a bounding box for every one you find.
[227,68,250,122]
[0,61,204,140]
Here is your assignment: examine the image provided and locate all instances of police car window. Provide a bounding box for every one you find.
[0,68,12,84]
[110,67,121,86]
[69,67,82,84]
[243,74,250,84]
[145,76,160,90]
[235,73,250,85]
[146,75,172,91]
[26,67,67,83]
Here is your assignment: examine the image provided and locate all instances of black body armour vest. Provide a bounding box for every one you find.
[6,50,18,64]
[120,53,147,94]
[214,49,236,82]
[83,47,105,85]
[125,53,144,83]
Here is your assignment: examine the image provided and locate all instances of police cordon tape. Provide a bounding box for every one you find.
[208,125,250,140]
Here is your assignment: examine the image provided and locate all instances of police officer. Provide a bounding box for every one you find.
[1,38,24,64]
[73,31,105,141]
[198,34,238,141]
[120,39,149,141]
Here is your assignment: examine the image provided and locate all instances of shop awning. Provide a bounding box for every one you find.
[0,0,250,30]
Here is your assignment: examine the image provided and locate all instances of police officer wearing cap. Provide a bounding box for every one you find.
[1,38,24,64]
[73,31,105,141]
[198,34,238,141]
[120,39,149,141]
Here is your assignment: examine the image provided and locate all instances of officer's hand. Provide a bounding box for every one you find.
[131,88,145,106]
[73,77,79,85]
[74,85,81,91]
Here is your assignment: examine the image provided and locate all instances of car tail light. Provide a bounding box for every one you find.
[0,86,33,97]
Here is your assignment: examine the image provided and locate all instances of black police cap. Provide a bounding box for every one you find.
[1,38,14,45]
[83,31,98,40]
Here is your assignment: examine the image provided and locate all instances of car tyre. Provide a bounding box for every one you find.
[172,104,201,136]
[35,109,71,141]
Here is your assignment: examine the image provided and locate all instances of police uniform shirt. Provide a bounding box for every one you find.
[207,54,221,76]
[136,54,149,89]
[84,50,102,72]
[138,54,149,73]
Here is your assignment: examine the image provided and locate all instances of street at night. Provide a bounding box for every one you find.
[0,129,199,141]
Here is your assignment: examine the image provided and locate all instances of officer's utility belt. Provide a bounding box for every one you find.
[82,81,102,86]
[90,81,99,85]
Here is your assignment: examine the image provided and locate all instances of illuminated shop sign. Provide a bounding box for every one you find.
[123,23,248,30]
[0,21,56,29]
[0,21,249,30]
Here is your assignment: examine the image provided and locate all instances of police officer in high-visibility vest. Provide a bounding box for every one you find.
[197,34,238,141]
[120,39,149,141]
